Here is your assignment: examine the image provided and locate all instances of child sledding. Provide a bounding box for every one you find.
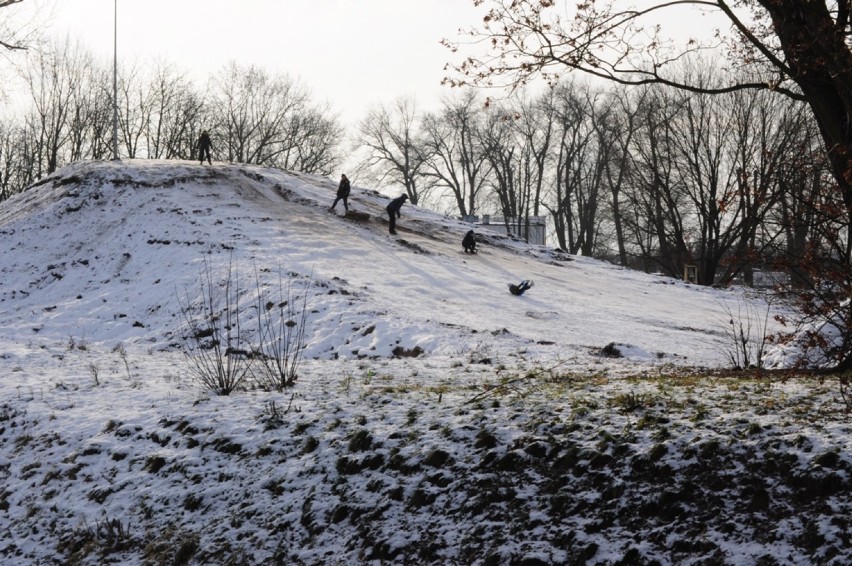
[508,280,534,296]
[462,230,477,254]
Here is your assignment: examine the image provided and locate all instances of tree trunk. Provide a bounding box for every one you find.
[761,0,852,221]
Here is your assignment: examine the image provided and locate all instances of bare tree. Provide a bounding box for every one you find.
[596,86,647,266]
[115,62,154,159]
[275,101,342,176]
[19,38,94,175]
[478,103,521,222]
[668,77,746,285]
[0,120,26,200]
[421,90,490,216]
[207,62,342,174]
[768,123,834,288]
[0,0,39,52]
[208,62,290,165]
[447,0,852,262]
[354,96,432,204]
[622,87,692,278]
[65,64,113,162]
[656,70,809,286]
[478,92,556,243]
[715,89,809,286]
[143,61,205,160]
[618,76,800,285]
[546,81,608,255]
[513,90,556,217]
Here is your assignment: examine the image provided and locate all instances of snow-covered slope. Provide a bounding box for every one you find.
[4,161,850,566]
[0,159,764,369]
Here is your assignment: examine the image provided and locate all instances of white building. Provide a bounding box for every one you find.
[466,215,547,246]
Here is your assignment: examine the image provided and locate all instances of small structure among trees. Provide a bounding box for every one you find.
[472,214,547,246]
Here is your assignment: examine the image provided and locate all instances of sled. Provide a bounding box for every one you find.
[343,210,370,222]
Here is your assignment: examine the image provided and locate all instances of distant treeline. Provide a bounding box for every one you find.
[0,39,343,199]
[1,39,846,290]
[353,76,841,290]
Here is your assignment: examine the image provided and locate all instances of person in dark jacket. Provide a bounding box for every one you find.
[508,280,534,296]
[330,174,351,213]
[386,194,408,235]
[197,131,212,165]
[462,230,477,254]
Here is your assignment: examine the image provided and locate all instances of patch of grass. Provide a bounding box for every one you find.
[143,455,167,473]
[173,535,199,566]
[211,437,242,454]
[813,450,840,468]
[699,439,721,460]
[293,421,312,435]
[348,429,373,452]
[612,391,654,413]
[182,493,203,512]
[303,436,320,454]
[747,422,763,435]
[647,443,668,462]
[406,408,418,425]
[691,403,710,422]
[474,429,498,450]
[652,427,671,441]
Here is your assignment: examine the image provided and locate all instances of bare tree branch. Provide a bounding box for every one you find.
[0,0,32,50]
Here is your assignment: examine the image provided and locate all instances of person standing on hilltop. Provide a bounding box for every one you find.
[197,130,212,165]
[330,174,351,213]
[386,194,408,235]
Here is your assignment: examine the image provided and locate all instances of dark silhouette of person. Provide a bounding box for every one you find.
[462,230,477,253]
[198,131,212,165]
[330,174,351,213]
[508,280,534,296]
[386,194,408,235]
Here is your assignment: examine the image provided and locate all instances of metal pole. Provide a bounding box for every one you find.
[112,0,119,160]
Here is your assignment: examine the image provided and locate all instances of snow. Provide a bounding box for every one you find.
[0,160,754,365]
[0,159,850,565]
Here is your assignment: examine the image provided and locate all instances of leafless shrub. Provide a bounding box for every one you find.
[67,335,88,351]
[176,257,254,395]
[252,268,312,390]
[87,362,99,386]
[840,374,852,412]
[65,516,134,562]
[112,343,132,381]
[720,294,774,371]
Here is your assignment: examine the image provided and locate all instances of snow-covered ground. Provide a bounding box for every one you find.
[0,160,755,366]
[0,160,849,565]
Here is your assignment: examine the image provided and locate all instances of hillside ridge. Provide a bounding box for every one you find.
[0,159,761,369]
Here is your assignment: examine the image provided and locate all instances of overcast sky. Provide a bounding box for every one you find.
[44,0,487,126]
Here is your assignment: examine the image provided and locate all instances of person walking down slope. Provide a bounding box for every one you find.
[386,194,408,235]
[197,131,212,165]
[508,279,534,296]
[462,230,477,254]
[330,174,351,213]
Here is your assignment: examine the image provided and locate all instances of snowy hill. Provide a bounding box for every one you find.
[0,159,754,368]
[3,161,849,566]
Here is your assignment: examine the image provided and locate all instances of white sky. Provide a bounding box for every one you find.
[43,0,488,126]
